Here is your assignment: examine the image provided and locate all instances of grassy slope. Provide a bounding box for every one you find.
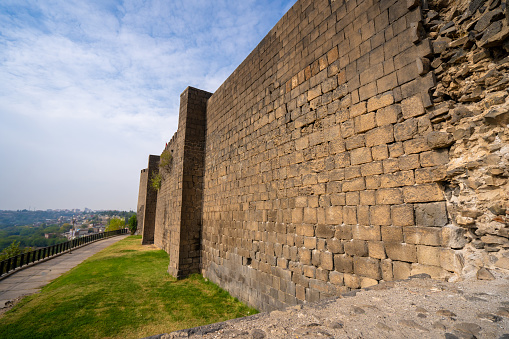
[0,236,257,339]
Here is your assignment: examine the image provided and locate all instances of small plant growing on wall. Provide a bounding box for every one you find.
[150,171,162,191]
[159,148,173,173]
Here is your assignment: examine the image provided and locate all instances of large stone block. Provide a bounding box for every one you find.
[392,261,412,280]
[350,147,373,165]
[401,95,425,119]
[316,224,335,238]
[439,249,464,274]
[385,243,417,262]
[416,245,441,267]
[365,125,395,147]
[376,188,404,204]
[352,225,381,241]
[403,184,444,203]
[327,238,344,254]
[414,202,448,226]
[354,257,382,280]
[368,241,386,259]
[367,92,395,112]
[334,254,354,273]
[370,205,391,225]
[404,226,442,246]
[391,204,414,226]
[344,239,369,257]
[343,273,361,289]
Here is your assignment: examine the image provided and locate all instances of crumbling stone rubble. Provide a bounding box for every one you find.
[419,0,509,280]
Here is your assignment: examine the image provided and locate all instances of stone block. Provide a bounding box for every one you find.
[365,125,395,147]
[380,171,414,188]
[414,166,447,184]
[401,95,425,119]
[342,177,366,192]
[382,226,403,242]
[416,245,441,266]
[292,208,303,223]
[304,236,317,249]
[370,205,391,226]
[327,238,344,254]
[404,226,442,246]
[391,204,414,226]
[352,225,381,241]
[442,226,467,250]
[312,249,321,266]
[335,225,352,240]
[403,184,444,203]
[354,112,376,133]
[360,190,376,205]
[346,191,360,205]
[343,206,357,225]
[368,241,386,259]
[385,243,417,262]
[303,208,317,224]
[376,104,400,126]
[299,248,311,265]
[329,271,344,285]
[297,224,315,237]
[415,202,448,226]
[343,273,361,289]
[357,205,370,226]
[376,188,404,204]
[303,265,316,278]
[344,240,368,257]
[372,144,389,160]
[367,92,395,112]
[334,254,353,273]
[394,118,418,141]
[308,85,322,101]
[403,137,431,154]
[410,263,450,280]
[398,154,420,171]
[350,147,373,165]
[439,249,464,274]
[392,261,412,280]
[350,101,367,117]
[420,149,449,167]
[381,259,393,281]
[354,257,382,280]
[316,222,334,240]
[320,251,334,270]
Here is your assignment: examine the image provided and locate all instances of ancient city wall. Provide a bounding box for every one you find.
[138,0,509,312]
[137,155,159,243]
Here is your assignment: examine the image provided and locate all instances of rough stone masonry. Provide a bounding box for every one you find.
[137,0,509,312]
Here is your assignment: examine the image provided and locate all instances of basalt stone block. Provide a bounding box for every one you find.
[415,202,448,227]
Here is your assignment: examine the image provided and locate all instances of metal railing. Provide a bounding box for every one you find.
[0,228,128,276]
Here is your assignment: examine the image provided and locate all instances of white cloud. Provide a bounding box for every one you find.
[0,0,297,210]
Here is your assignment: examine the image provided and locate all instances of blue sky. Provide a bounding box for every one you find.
[0,0,296,211]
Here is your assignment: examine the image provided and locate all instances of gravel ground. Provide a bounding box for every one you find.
[150,272,509,339]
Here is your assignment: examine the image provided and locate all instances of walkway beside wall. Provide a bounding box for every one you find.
[0,235,129,309]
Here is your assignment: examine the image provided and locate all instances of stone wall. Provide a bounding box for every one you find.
[138,0,509,312]
[153,87,211,278]
[137,155,160,244]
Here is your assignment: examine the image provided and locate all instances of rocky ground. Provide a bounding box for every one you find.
[150,271,509,339]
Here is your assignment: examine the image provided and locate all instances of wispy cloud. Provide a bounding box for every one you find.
[0,0,296,210]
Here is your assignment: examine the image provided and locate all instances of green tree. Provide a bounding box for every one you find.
[105,218,125,232]
[128,214,137,235]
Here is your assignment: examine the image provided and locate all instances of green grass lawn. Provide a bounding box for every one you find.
[0,236,257,339]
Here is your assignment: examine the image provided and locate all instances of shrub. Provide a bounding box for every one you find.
[150,171,162,191]
[159,149,173,173]
[128,214,137,235]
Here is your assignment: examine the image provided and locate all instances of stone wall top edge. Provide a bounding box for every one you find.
[208,0,306,102]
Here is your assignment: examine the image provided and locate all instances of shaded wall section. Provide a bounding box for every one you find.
[153,87,211,278]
